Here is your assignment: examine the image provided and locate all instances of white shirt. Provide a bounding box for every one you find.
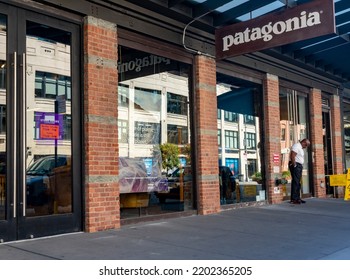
[291,142,305,165]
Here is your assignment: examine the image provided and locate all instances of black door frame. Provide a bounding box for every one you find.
[0,3,82,242]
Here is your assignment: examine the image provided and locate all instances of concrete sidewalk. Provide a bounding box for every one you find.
[1,198,350,260]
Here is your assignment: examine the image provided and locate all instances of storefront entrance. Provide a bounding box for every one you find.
[279,87,311,199]
[0,4,82,242]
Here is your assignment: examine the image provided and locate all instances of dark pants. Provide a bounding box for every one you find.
[289,162,303,201]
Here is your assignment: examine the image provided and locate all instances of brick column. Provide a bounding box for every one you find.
[194,55,220,215]
[309,88,326,198]
[263,74,283,204]
[330,94,345,197]
[84,17,119,232]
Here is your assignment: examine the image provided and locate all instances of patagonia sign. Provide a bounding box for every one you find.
[215,0,335,59]
[118,54,171,74]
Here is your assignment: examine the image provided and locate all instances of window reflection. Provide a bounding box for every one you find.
[167,124,188,144]
[26,22,72,216]
[224,111,238,122]
[244,115,255,125]
[217,74,263,205]
[225,130,239,149]
[118,46,192,219]
[118,120,128,143]
[167,92,188,115]
[279,87,310,198]
[26,155,72,215]
[35,71,71,100]
[134,122,160,145]
[118,84,129,107]
[245,132,256,149]
[134,87,161,111]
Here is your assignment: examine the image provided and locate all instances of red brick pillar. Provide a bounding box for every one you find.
[263,74,283,204]
[309,88,326,198]
[84,17,119,232]
[194,55,220,215]
[330,94,345,197]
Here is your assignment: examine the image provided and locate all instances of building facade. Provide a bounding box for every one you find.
[0,0,349,242]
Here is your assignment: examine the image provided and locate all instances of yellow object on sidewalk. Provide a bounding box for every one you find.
[328,168,350,201]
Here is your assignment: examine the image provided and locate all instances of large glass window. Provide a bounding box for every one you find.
[118,46,192,219]
[217,73,263,205]
[134,87,161,112]
[25,22,73,217]
[118,120,128,143]
[225,130,239,149]
[134,121,160,145]
[217,109,221,120]
[167,92,187,115]
[247,159,257,178]
[167,124,188,144]
[118,84,129,107]
[218,129,221,146]
[244,115,255,125]
[245,132,256,149]
[224,111,238,122]
[35,71,71,100]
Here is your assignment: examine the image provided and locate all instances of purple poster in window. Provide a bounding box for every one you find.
[35,112,64,140]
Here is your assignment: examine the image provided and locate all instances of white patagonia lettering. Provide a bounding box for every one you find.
[118,55,171,73]
[222,10,321,51]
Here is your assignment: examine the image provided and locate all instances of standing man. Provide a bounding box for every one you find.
[289,138,310,204]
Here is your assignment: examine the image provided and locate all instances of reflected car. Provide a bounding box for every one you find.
[26,155,71,207]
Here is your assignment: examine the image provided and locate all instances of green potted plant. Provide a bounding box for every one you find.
[154,143,180,174]
[281,170,291,196]
[282,170,291,182]
[252,171,262,184]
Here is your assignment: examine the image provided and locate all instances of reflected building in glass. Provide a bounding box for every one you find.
[117,46,193,219]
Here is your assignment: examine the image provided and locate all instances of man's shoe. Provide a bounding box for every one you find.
[290,200,301,204]
[299,199,306,204]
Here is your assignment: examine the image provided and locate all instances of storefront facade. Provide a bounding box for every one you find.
[0,0,349,242]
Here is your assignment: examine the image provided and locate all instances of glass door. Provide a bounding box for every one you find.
[279,87,311,199]
[0,4,82,242]
[0,6,13,242]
